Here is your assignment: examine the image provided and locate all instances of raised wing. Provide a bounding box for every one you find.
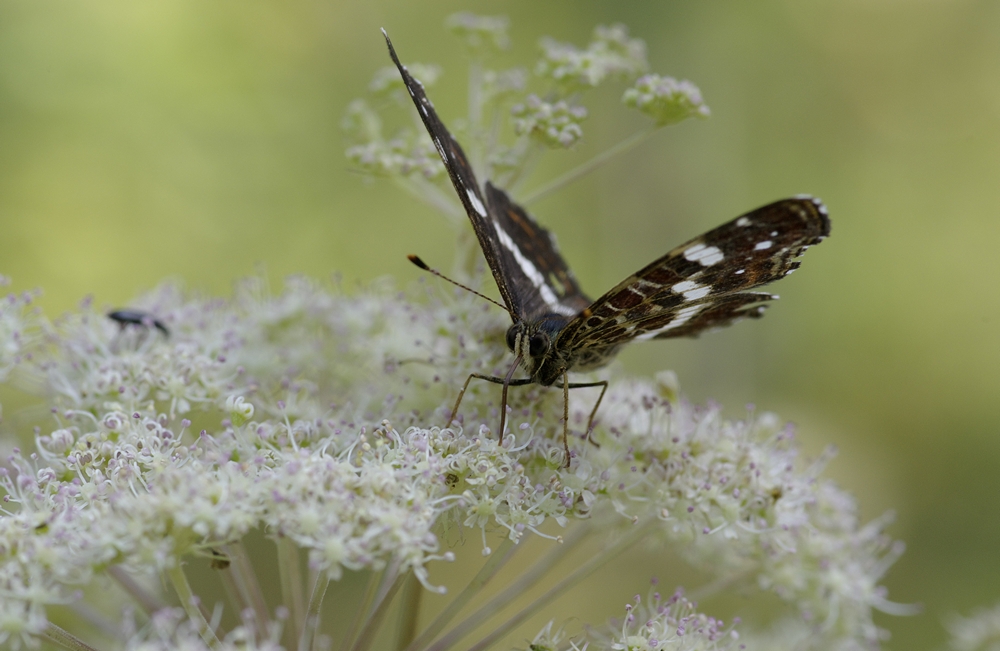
[484,183,591,320]
[385,32,590,323]
[555,197,830,351]
[383,32,518,315]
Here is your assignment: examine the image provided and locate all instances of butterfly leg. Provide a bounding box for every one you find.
[565,380,609,446]
[561,374,572,466]
[446,373,534,445]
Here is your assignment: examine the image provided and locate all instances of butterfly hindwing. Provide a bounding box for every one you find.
[484,183,592,320]
[556,197,830,350]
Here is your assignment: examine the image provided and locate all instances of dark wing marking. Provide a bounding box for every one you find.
[556,197,829,350]
[484,183,591,320]
[383,31,520,316]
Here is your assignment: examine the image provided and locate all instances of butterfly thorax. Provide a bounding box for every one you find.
[506,314,619,386]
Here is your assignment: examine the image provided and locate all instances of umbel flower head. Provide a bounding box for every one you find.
[0,14,909,651]
[0,274,902,650]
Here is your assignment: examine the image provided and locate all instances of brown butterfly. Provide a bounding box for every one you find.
[384,31,830,464]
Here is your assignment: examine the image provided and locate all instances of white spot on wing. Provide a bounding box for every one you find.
[736,217,751,227]
[466,189,487,218]
[671,280,710,301]
[493,223,577,316]
[432,138,447,161]
[672,280,699,293]
[683,243,724,266]
[635,305,702,339]
[735,269,745,275]
[754,240,773,251]
[797,194,829,215]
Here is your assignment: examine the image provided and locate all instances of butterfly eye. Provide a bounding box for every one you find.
[505,326,518,352]
[528,333,549,357]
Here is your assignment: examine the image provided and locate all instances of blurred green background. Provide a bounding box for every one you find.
[1,1,998,648]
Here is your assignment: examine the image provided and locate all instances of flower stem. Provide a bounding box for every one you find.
[299,571,331,651]
[424,523,594,651]
[337,569,382,651]
[108,564,167,614]
[519,127,655,205]
[277,536,307,646]
[42,622,99,651]
[166,563,220,647]
[392,176,464,224]
[465,519,655,651]
[351,558,405,651]
[223,541,270,639]
[403,536,517,651]
[396,573,422,651]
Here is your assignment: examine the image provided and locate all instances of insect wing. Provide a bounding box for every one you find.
[484,182,591,320]
[383,32,520,316]
[556,197,830,348]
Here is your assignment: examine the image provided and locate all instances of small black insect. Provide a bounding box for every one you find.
[107,310,170,337]
[384,32,830,464]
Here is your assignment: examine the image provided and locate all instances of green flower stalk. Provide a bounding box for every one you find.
[0,14,911,651]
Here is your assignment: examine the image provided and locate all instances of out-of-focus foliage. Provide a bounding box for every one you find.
[0,2,997,649]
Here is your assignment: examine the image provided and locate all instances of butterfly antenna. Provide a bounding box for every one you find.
[408,255,511,315]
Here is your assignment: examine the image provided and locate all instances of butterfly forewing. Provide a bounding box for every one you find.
[555,197,830,350]
[383,32,521,315]
[385,32,588,323]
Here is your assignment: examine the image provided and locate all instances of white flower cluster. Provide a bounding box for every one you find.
[0,274,902,649]
[120,608,284,651]
[623,74,711,126]
[446,12,511,52]
[344,16,710,209]
[536,24,649,91]
[948,602,1000,651]
[606,586,740,651]
[0,279,37,383]
[530,585,741,651]
[511,95,588,148]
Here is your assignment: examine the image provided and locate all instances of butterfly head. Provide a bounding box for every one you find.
[505,320,560,377]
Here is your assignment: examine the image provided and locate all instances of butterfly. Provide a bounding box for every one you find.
[383,31,830,464]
